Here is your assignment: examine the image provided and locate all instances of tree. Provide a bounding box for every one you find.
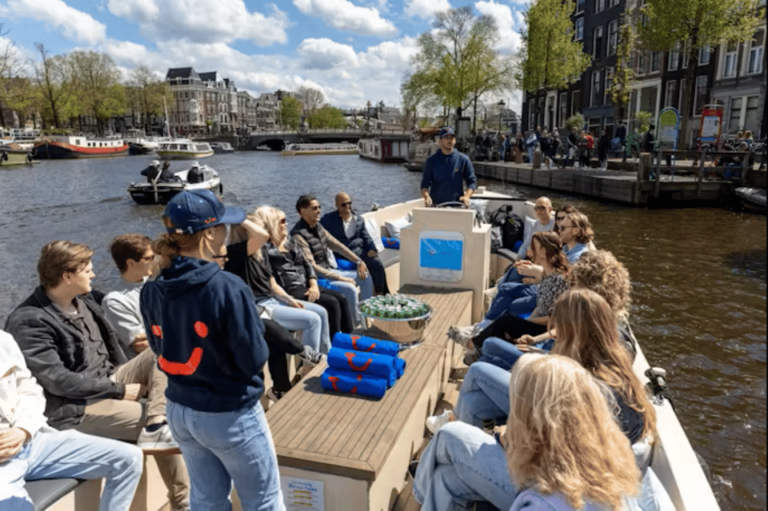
[280,96,302,129]
[67,51,125,134]
[309,105,347,129]
[518,0,591,92]
[297,86,324,127]
[638,0,764,147]
[401,6,515,122]
[607,13,636,124]
[34,44,76,129]
[126,65,171,134]
[0,25,27,127]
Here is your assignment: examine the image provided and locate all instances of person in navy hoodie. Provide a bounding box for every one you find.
[320,191,390,295]
[420,127,477,207]
[140,190,284,511]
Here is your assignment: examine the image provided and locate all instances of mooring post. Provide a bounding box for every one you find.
[697,148,706,198]
[653,150,661,198]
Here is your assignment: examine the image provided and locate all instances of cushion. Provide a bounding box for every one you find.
[385,216,411,240]
[364,217,385,253]
[382,237,400,249]
[522,215,536,241]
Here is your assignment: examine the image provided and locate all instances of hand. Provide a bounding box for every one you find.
[514,335,536,346]
[423,194,433,207]
[342,276,357,285]
[0,428,30,462]
[513,260,531,269]
[459,195,471,207]
[305,285,320,303]
[356,261,368,280]
[123,383,146,401]
[289,298,305,309]
[367,249,377,258]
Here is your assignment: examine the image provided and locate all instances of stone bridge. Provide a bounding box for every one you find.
[247,128,368,150]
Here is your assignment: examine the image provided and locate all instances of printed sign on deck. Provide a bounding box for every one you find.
[282,477,324,511]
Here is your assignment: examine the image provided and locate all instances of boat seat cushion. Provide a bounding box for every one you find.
[24,478,82,510]
[379,249,400,269]
[364,218,385,253]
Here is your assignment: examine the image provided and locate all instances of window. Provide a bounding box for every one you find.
[575,18,584,41]
[637,51,646,75]
[571,90,582,116]
[610,0,619,7]
[681,41,690,68]
[699,44,711,65]
[594,0,605,13]
[723,41,738,78]
[604,67,614,105]
[607,21,618,56]
[559,92,568,127]
[576,0,585,13]
[651,51,661,72]
[669,42,680,71]
[593,26,604,58]
[744,96,760,133]
[748,31,764,75]
[591,70,602,106]
[678,79,686,115]
[729,97,742,132]
[693,75,708,115]
[665,80,677,107]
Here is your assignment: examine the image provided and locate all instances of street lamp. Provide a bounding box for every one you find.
[497,100,505,132]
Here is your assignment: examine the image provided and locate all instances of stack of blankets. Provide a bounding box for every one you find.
[320,333,406,399]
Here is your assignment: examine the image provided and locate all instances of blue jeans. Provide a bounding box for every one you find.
[485,282,537,321]
[412,421,517,511]
[333,269,373,301]
[453,362,511,428]
[166,400,284,511]
[259,297,331,354]
[0,429,143,511]
[478,336,554,371]
[526,146,534,165]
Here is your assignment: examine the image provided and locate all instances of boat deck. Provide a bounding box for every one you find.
[266,286,472,511]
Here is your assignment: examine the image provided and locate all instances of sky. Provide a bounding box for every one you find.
[0,0,527,113]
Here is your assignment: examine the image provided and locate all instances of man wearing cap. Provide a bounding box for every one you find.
[141,160,162,183]
[420,127,477,207]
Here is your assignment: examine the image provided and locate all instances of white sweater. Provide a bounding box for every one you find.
[0,329,48,438]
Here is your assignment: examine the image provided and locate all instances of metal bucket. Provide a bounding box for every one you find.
[359,305,433,345]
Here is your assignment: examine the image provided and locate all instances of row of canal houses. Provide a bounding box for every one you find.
[521,0,767,146]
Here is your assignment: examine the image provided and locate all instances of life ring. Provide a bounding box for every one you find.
[1,151,7,162]
[26,153,33,164]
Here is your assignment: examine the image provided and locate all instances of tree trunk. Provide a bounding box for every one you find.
[680,35,700,150]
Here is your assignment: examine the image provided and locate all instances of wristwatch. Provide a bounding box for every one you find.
[356,259,364,266]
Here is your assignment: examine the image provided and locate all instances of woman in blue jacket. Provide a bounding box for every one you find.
[140,189,284,511]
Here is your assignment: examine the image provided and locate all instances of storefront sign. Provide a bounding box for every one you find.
[699,108,723,144]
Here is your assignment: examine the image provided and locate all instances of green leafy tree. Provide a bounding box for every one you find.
[126,65,171,134]
[638,0,764,147]
[67,51,125,134]
[607,13,636,123]
[635,111,653,134]
[518,0,591,92]
[565,113,584,131]
[309,105,347,129]
[34,44,76,129]
[0,25,27,127]
[280,96,302,129]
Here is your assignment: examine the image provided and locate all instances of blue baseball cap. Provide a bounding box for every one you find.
[164,189,246,234]
[439,126,455,138]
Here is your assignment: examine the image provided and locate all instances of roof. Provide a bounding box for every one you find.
[165,67,198,80]
[198,72,219,83]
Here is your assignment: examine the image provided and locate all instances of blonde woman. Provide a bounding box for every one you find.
[505,354,642,510]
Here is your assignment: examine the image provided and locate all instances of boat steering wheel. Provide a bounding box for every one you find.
[434,201,469,209]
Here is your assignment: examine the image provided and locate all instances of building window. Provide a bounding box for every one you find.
[669,42,680,71]
[604,67,614,105]
[748,31,764,75]
[729,97,742,132]
[693,75,708,115]
[575,18,584,41]
[651,51,661,72]
[591,70,602,106]
[571,90,582,117]
[576,0,585,13]
[678,79,686,115]
[744,96,760,133]
[607,21,618,56]
[699,44,711,65]
[609,0,619,7]
[559,92,568,127]
[681,41,689,68]
[665,80,677,108]
[723,41,738,78]
[595,0,605,14]
[637,51,647,75]
[593,26,604,59]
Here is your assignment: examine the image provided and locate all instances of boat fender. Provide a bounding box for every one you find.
[1,151,7,162]
[218,183,223,194]
[26,153,33,164]
[644,367,675,412]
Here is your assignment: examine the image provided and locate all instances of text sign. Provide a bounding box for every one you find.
[699,108,723,143]
[282,477,324,511]
[656,107,680,150]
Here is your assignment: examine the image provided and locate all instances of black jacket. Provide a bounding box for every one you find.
[320,210,376,260]
[266,241,317,296]
[4,288,128,430]
[290,218,332,268]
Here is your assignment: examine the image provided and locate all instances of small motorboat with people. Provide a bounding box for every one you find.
[281,142,358,156]
[210,142,235,153]
[734,187,766,214]
[0,142,35,166]
[156,139,214,160]
[33,134,129,159]
[127,161,222,205]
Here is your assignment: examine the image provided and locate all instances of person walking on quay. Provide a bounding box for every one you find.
[615,121,628,162]
[598,129,610,171]
[140,190,285,510]
[525,131,537,166]
[420,127,477,207]
[561,127,579,169]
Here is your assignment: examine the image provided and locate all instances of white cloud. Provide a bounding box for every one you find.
[106,0,288,46]
[293,0,398,36]
[5,0,106,44]
[404,0,451,20]
[475,0,521,54]
[297,38,359,70]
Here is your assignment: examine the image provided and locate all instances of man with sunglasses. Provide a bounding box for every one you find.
[321,192,390,295]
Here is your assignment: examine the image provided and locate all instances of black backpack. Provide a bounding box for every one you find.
[488,205,524,251]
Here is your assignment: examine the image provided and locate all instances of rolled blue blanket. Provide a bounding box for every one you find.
[394,357,406,378]
[336,258,356,271]
[332,333,400,358]
[327,347,396,387]
[321,368,388,399]
[382,237,400,249]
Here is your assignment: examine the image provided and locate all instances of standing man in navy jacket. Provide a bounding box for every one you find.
[321,192,390,295]
[420,127,477,207]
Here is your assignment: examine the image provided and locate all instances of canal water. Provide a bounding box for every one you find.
[0,152,764,510]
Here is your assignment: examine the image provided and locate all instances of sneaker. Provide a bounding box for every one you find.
[426,409,454,435]
[447,325,474,349]
[267,387,287,402]
[463,349,479,366]
[299,345,324,366]
[137,424,180,454]
[484,286,499,300]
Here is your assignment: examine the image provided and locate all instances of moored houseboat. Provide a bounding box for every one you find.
[281,142,358,156]
[357,135,411,163]
[156,139,214,160]
[33,135,129,159]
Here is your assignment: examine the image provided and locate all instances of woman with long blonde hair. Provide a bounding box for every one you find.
[256,206,354,338]
[505,354,641,510]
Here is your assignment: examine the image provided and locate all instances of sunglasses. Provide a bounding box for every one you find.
[534,206,548,211]
[340,201,352,208]
[309,205,321,211]
[556,215,566,221]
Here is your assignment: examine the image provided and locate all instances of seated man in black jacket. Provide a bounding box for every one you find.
[4,240,190,511]
[320,191,390,295]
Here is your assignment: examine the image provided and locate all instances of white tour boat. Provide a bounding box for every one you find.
[156,139,214,160]
[281,142,358,156]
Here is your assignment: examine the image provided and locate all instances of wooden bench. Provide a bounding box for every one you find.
[265,286,472,511]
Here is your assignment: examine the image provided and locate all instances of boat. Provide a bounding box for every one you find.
[127,162,222,205]
[4,128,42,151]
[280,142,358,156]
[210,142,235,153]
[734,187,766,213]
[357,135,411,163]
[156,139,214,160]
[33,135,129,159]
[0,142,35,166]
[403,140,439,171]
[122,129,163,155]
